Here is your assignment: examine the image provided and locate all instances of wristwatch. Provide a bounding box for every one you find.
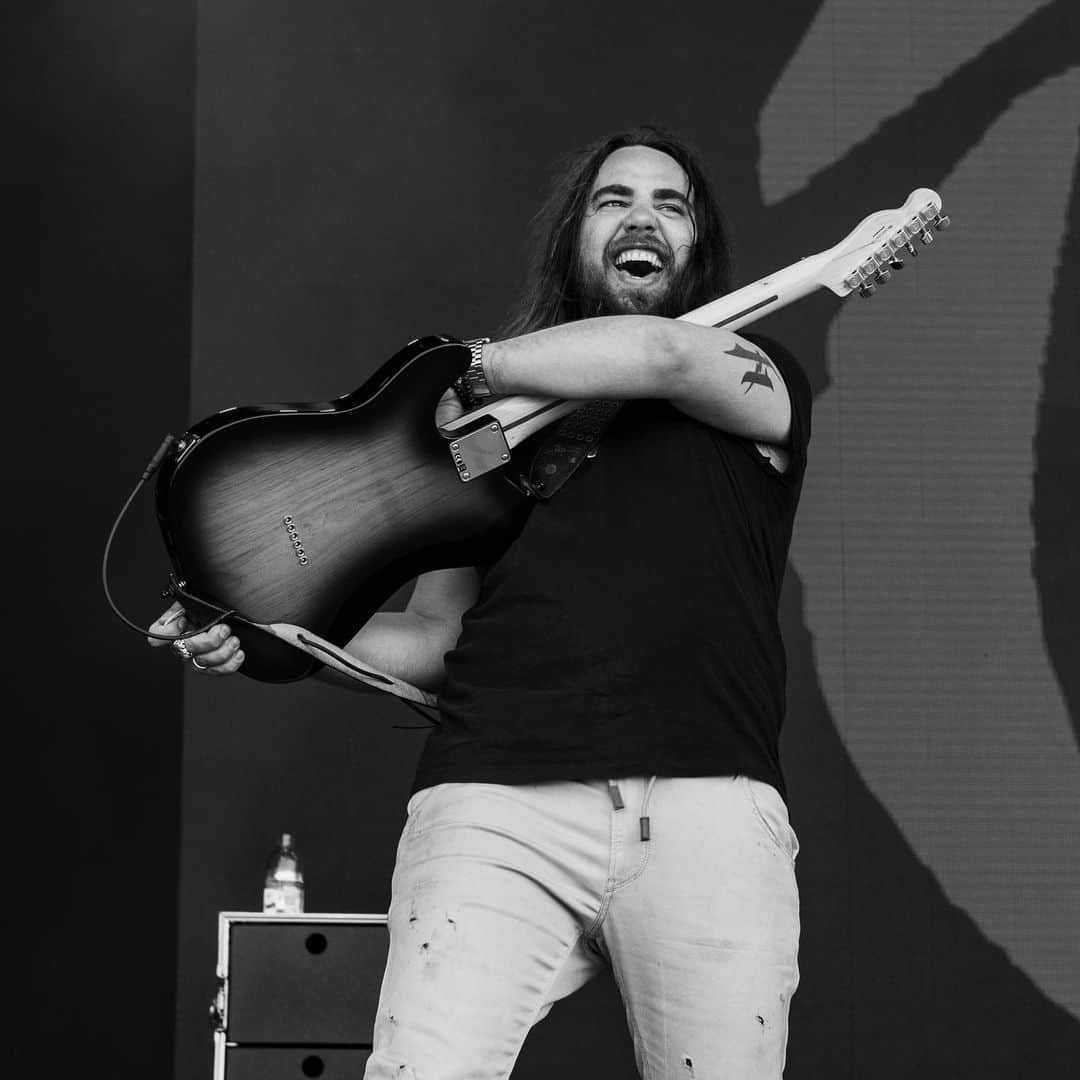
[453,337,493,409]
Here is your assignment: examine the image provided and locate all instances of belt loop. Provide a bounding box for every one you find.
[639,776,657,842]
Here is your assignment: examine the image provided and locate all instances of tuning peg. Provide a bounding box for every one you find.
[875,267,892,283]
[889,257,905,270]
[920,229,934,245]
[933,213,950,230]
[904,241,919,257]
[859,283,876,297]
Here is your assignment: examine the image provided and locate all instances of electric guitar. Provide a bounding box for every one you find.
[155,188,949,700]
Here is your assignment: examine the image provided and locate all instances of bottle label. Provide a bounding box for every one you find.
[262,883,304,914]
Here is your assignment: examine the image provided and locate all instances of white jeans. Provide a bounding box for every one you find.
[364,775,800,1080]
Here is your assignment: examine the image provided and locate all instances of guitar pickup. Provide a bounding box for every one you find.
[445,417,511,482]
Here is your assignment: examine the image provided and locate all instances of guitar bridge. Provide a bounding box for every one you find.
[446,419,511,482]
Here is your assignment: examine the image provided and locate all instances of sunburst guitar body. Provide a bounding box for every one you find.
[155,336,530,682]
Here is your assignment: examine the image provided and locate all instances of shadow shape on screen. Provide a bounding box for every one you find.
[754,4,1079,1074]
[504,3,1080,1076]
[1032,149,1080,752]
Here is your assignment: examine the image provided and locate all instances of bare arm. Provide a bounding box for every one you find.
[312,566,481,695]
[149,566,481,693]
[484,316,791,445]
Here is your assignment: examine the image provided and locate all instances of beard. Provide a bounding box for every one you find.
[571,252,697,320]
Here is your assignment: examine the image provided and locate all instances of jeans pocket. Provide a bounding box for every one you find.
[741,776,799,863]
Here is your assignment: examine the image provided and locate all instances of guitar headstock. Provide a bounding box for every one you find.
[818,188,950,298]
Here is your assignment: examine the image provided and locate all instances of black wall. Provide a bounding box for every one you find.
[12,3,194,1077]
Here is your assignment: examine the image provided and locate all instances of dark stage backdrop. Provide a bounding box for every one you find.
[13,2,194,1078]
[173,1,1080,1076]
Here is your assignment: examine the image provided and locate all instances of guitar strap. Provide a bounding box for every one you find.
[521,399,622,499]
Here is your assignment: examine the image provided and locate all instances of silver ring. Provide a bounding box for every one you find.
[172,639,193,662]
[191,656,209,672]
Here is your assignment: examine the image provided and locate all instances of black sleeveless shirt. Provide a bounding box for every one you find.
[412,335,811,798]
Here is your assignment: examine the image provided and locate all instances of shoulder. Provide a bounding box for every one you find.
[734,334,812,476]
[740,334,810,404]
[740,334,811,432]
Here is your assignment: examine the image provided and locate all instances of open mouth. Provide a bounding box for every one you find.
[612,247,666,280]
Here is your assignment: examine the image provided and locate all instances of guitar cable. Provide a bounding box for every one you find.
[102,433,442,729]
[101,433,235,644]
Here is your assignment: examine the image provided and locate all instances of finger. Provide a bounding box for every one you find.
[185,623,231,652]
[195,641,245,674]
[434,387,466,429]
[160,601,186,623]
[205,647,245,675]
[189,630,241,669]
[161,621,227,657]
[148,604,189,647]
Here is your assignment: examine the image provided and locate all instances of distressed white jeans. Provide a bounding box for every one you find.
[364,775,800,1080]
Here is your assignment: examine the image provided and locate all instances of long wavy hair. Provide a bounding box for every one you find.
[501,126,734,336]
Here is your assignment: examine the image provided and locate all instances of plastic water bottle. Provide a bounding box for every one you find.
[262,832,304,913]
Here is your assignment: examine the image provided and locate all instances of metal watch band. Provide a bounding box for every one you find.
[453,337,493,408]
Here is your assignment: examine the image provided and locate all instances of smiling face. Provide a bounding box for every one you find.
[576,145,697,316]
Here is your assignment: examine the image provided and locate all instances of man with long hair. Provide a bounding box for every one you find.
[501,128,734,331]
[153,126,811,1078]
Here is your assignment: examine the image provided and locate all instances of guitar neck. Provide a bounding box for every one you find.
[678,251,828,329]
[441,250,831,449]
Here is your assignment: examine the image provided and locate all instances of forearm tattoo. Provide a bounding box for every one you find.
[726,341,775,394]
